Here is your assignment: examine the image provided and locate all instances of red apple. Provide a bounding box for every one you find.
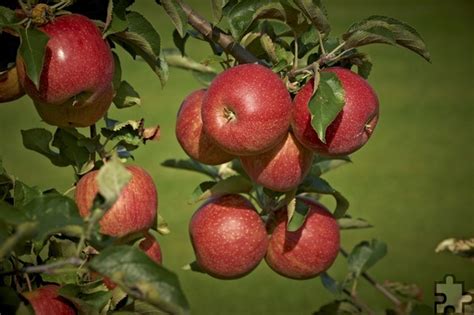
[240,132,313,192]
[104,232,163,289]
[0,65,25,103]
[22,285,75,315]
[189,194,269,279]
[16,14,115,127]
[201,64,292,156]
[75,165,157,237]
[176,89,234,165]
[292,67,379,156]
[266,199,340,279]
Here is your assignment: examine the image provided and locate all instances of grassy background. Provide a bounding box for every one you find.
[1,0,473,313]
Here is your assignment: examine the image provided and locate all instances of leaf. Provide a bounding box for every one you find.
[435,237,474,258]
[298,176,349,218]
[88,245,190,315]
[102,119,158,152]
[161,159,219,179]
[343,15,431,62]
[104,0,133,37]
[163,48,218,74]
[383,280,423,302]
[113,80,141,108]
[59,284,112,315]
[156,215,170,235]
[0,6,19,27]
[192,71,217,87]
[309,71,345,143]
[160,0,188,37]
[311,155,351,177]
[313,299,361,315]
[21,129,69,167]
[337,216,372,230]
[320,272,343,296]
[0,222,38,261]
[13,181,42,208]
[347,239,387,278]
[96,155,131,209]
[0,200,28,225]
[23,192,83,241]
[211,0,224,22]
[18,28,50,89]
[52,128,91,171]
[227,0,272,39]
[293,0,330,36]
[287,198,309,232]
[172,29,188,56]
[190,176,252,203]
[117,300,172,315]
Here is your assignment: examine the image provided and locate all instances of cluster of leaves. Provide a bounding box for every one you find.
[0,157,189,314]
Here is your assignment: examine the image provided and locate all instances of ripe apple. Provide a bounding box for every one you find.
[176,89,234,165]
[22,285,75,315]
[266,199,340,279]
[16,14,115,127]
[0,65,25,103]
[75,165,157,237]
[240,132,314,192]
[189,194,269,279]
[292,67,379,156]
[201,64,292,156]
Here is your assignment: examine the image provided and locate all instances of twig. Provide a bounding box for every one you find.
[0,257,84,276]
[342,288,375,315]
[174,0,260,65]
[340,248,402,307]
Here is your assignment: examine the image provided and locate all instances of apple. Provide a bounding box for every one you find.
[75,165,157,237]
[189,194,269,279]
[176,89,234,165]
[265,199,340,279]
[16,13,115,127]
[240,132,314,192]
[0,65,25,103]
[201,64,292,156]
[103,232,163,289]
[292,67,379,156]
[22,285,75,315]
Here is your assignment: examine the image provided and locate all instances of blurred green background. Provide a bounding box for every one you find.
[1,0,473,313]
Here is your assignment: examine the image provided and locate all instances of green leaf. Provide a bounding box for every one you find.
[172,29,188,56]
[59,284,112,315]
[96,155,131,209]
[311,155,351,177]
[313,299,361,315]
[112,52,122,90]
[227,0,272,39]
[14,181,42,208]
[21,129,69,167]
[298,176,349,218]
[160,0,188,37]
[112,11,168,86]
[348,239,387,277]
[23,192,83,241]
[0,200,28,225]
[104,0,133,37]
[337,216,372,230]
[309,71,345,143]
[320,272,343,296]
[343,15,431,62]
[211,0,224,22]
[163,48,218,74]
[190,176,252,203]
[88,245,190,315]
[161,159,220,179]
[287,198,309,232]
[52,128,91,171]
[0,221,38,261]
[0,6,19,27]
[18,28,50,89]
[113,80,141,108]
[293,0,330,36]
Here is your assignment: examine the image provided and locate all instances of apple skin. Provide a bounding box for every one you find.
[22,285,76,315]
[16,14,114,127]
[292,67,379,156]
[189,194,269,279]
[75,165,158,237]
[176,89,234,165]
[201,64,292,156]
[0,65,25,103]
[265,199,340,279]
[240,132,313,192]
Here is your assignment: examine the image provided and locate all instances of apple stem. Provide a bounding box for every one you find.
[24,272,32,291]
[223,107,236,122]
[340,248,403,308]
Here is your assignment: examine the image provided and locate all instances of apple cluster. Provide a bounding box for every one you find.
[176,64,379,193]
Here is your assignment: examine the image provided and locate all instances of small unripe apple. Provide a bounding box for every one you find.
[22,285,75,315]
[266,199,340,279]
[75,165,158,237]
[176,89,234,165]
[240,132,313,192]
[189,194,269,279]
[0,65,25,103]
[17,14,115,127]
[201,64,292,156]
[292,67,379,156]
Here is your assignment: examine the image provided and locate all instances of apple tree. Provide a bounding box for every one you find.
[0,0,433,314]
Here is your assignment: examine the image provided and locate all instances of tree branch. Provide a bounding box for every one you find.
[174,0,260,65]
